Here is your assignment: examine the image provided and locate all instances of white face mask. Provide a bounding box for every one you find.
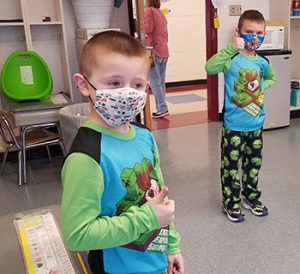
[94,87,147,127]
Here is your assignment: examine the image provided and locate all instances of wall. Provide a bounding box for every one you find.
[163,0,206,83]
[217,0,270,112]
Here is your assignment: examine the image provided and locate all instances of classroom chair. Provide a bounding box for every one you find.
[0,109,66,186]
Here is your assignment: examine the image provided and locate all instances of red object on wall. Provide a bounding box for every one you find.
[293,0,300,9]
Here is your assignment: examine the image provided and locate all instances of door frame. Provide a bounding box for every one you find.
[205,0,219,121]
[129,0,152,129]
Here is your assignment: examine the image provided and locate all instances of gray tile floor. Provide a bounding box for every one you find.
[1,119,300,273]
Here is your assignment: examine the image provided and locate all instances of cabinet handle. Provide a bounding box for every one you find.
[284,57,290,59]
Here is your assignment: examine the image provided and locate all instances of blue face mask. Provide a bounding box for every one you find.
[240,33,264,51]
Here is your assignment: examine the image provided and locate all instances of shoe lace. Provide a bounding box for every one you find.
[252,200,265,210]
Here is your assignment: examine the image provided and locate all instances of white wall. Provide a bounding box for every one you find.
[217,0,270,112]
[163,0,206,83]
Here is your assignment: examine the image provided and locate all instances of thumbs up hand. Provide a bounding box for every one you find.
[232,30,245,51]
[147,187,175,227]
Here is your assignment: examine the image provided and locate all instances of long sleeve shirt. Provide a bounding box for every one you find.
[61,121,180,273]
[206,44,276,131]
[144,7,169,58]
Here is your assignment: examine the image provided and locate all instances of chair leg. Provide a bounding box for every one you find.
[46,145,52,162]
[21,128,28,184]
[59,141,67,156]
[22,145,27,184]
[0,143,13,175]
[18,150,23,187]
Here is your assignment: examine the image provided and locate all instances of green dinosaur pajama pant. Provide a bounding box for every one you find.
[221,126,263,210]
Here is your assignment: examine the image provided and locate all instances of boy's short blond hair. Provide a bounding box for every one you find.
[80,31,149,77]
[238,10,265,30]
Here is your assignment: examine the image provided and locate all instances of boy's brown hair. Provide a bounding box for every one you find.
[147,0,161,9]
[80,31,148,77]
[238,10,265,30]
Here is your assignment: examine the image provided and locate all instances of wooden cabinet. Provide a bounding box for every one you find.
[0,0,73,101]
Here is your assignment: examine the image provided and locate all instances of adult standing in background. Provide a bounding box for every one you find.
[144,0,170,119]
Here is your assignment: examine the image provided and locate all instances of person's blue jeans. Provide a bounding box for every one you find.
[149,56,168,113]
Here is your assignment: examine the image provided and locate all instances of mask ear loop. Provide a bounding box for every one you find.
[82,75,97,104]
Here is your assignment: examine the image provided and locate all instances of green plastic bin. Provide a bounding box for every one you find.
[1,51,53,101]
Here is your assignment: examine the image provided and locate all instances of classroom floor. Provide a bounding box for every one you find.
[149,89,209,130]
[1,117,300,273]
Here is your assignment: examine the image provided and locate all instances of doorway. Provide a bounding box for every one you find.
[131,0,219,129]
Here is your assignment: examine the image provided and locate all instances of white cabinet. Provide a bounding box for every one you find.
[0,0,73,101]
[263,53,292,129]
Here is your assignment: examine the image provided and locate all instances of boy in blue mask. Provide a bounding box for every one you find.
[205,10,276,223]
[61,31,184,273]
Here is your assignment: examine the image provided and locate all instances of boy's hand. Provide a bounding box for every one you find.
[232,30,245,51]
[167,253,184,274]
[147,187,175,227]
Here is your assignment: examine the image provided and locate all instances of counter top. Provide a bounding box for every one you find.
[257,49,292,55]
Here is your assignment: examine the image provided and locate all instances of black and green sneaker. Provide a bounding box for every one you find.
[242,199,268,217]
[222,204,245,223]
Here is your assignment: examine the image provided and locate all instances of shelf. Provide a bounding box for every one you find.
[290,16,300,19]
[29,21,62,26]
[0,0,73,101]
[0,22,24,26]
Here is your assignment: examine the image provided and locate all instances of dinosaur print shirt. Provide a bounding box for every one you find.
[206,44,276,131]
[61,121,180,274]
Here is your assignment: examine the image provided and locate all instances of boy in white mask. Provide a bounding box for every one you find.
[61,31,184,274]
[206,10,276,223]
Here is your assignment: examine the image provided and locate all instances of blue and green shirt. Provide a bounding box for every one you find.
[206,44,276,131]
[61,121,180,273]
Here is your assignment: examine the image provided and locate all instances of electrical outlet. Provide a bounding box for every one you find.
[229,5,242,16]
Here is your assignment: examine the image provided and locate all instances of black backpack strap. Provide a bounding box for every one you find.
[65,127,105,272]
[68,127,102,163]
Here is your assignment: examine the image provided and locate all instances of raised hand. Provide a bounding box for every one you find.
[232,30,245,51]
